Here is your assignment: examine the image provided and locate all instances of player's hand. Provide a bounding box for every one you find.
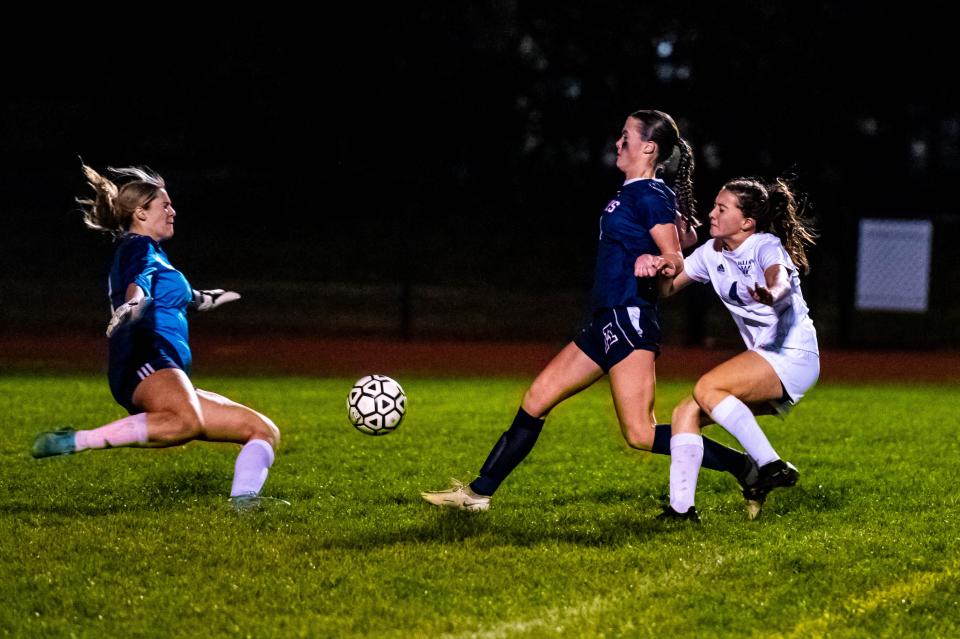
[192,289,241,312]
[635,254,678,278]
[748,284,775,306]
[658,261,678,278]
[106,298,148,337]
[634,254,666,278]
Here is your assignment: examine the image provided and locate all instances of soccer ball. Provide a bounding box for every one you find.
[346,374,407,435]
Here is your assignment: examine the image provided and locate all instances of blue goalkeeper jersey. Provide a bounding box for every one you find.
[108,234,193,372]
[590,178,677,311]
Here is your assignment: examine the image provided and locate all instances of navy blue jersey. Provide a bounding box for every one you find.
[590,179,677,310]
[108,234,193,373]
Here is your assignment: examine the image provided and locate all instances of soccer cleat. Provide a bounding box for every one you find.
[744,498,764,521]
[229,492,291,512]
[31,429,78,458]
[656,505,701,523]
[421,479,491,512]
[736,456,760,492]
[736,456,764,520]
[230,492,261,512]
[743,459,799,505]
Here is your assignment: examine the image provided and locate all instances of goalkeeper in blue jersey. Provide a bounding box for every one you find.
[31,165,281,511]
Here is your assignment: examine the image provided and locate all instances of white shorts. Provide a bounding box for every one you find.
[753,346,820,416]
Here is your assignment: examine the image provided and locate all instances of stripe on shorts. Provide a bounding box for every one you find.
[612,308,636,348]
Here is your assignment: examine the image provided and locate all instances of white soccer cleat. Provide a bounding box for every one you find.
[421,479,491,512]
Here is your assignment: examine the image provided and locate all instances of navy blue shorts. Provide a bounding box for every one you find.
[574,306,661,373]
[109,344,185,414]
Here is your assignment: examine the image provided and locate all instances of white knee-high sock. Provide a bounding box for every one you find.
[230,439,275,497]
[710,395,779,466]
[669,433,704,513]
[75,413,149,451]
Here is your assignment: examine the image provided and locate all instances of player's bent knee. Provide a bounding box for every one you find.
[250,412,280,448]
[623,425,655,450]
[521,386,552,419]
[692,377,720,409]
[671,396,700,424]
[173,412,204,440]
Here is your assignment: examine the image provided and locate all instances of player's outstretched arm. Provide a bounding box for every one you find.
[748,265,790,307]
[649,222,684,277]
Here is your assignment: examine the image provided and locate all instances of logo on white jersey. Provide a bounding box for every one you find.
[736,259,754,276]
[717,263,725,273]
[602,323,619,353]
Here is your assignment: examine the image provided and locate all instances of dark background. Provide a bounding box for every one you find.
[4,3,959,348]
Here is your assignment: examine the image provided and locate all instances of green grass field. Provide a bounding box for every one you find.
[3,374,959,638]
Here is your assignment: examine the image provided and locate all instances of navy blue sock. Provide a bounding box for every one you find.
[652,423,673,455]
[653,423,748,477]
[470,408,545,496]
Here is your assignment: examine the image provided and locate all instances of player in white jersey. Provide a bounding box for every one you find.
[649,176,818,521]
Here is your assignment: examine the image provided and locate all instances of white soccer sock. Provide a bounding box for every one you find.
[669,433,704,513]
[230,439,275,497]
[710,395,779,466]
[75,413,149,451]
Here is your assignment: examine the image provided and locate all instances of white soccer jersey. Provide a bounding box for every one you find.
[684,232,819,354]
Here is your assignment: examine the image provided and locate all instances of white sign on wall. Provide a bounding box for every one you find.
[855,219,933,313]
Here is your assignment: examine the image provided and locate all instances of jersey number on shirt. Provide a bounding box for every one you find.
[727,282,747,306]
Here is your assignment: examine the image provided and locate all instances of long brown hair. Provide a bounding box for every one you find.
[722,176,817,273]
[629,109,698,227]
[77,164,165,238]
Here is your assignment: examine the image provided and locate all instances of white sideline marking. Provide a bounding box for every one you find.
[440,595,611,639]
[775,561,959,639]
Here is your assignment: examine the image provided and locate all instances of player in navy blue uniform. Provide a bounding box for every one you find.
[422,110,754,511]
[31,165,282,511]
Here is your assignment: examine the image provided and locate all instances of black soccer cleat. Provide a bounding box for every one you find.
[656,505,701,523]
[736,456,765,520]
[743,459,799,502]
[736,455,760,493]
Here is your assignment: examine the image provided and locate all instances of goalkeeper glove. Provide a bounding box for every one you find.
[106,296,150,337]
[191,288,241,312]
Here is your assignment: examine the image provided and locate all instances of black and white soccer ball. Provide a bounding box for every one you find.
[346,374,407,435]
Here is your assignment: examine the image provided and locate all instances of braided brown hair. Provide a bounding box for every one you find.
[629,109,699,228]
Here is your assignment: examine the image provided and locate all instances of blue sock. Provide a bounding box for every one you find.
[652,423,672,455]
[653,424,747,477]
[470,408,544,496]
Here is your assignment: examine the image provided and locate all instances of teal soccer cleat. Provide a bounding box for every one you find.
[31,429,78,458]
[229,492,291,513]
